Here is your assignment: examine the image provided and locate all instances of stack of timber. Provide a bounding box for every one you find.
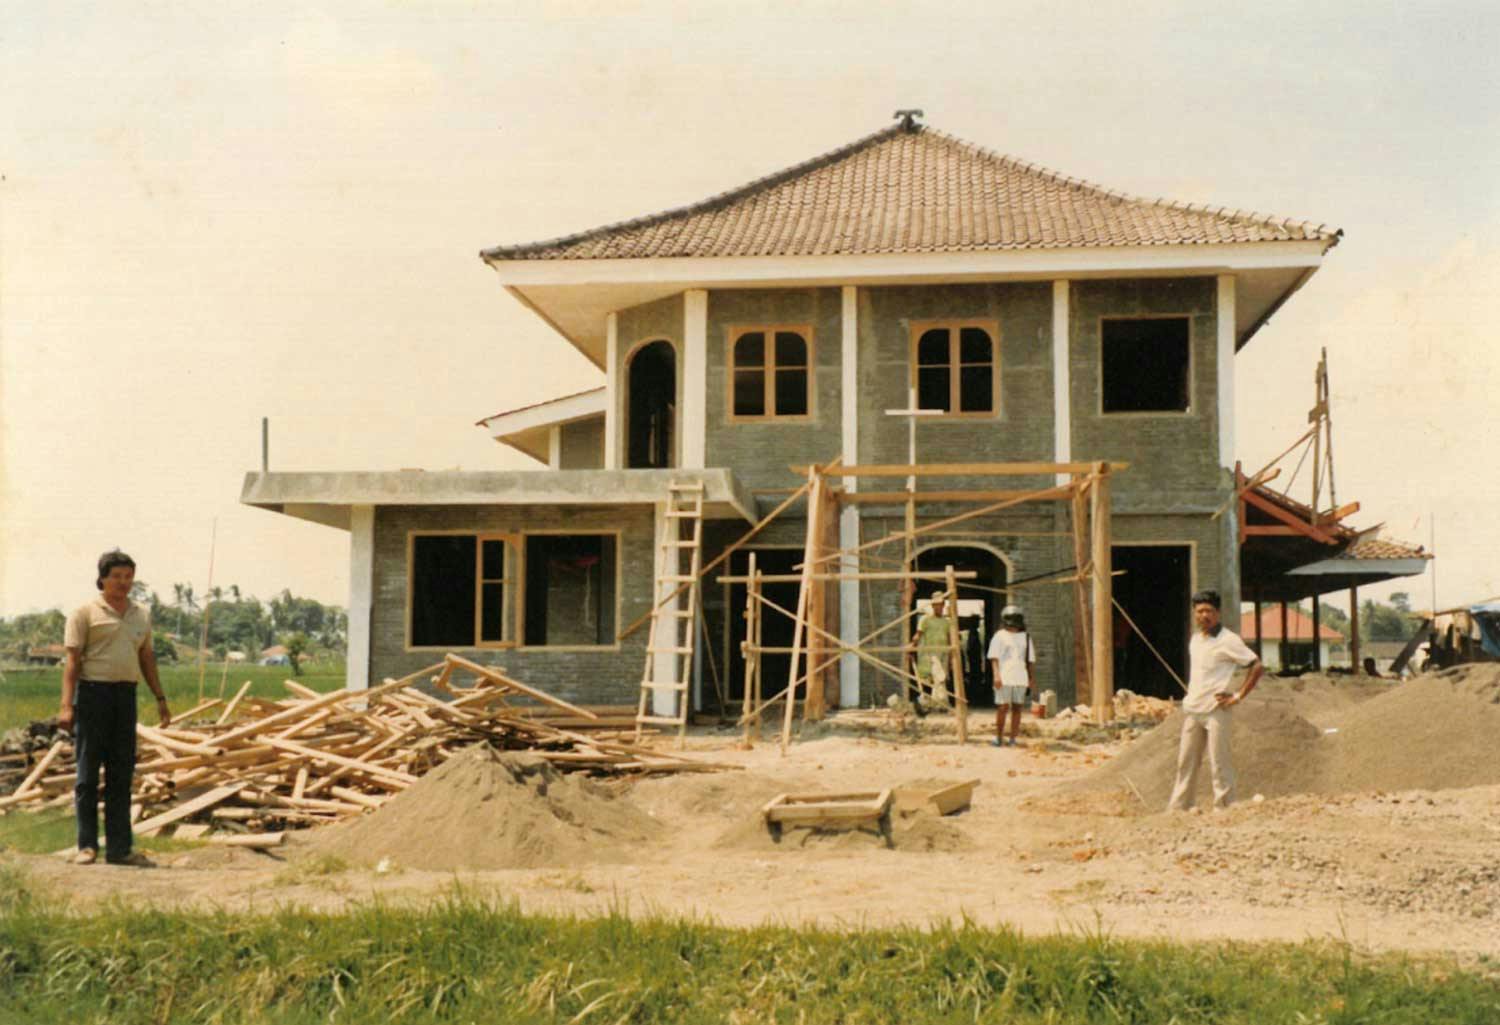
[0,654,737,846]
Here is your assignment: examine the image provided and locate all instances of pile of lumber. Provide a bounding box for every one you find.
[0,654,738,847]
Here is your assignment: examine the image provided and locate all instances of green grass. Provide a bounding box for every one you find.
[0,664,346,732]
[0,887,1494,1024]
[0,808,199,858]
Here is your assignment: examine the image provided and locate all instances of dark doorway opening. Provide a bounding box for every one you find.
[725,548,801,707]
[627,340,675,469]
[1112,544,1192,700]
[911,545,1008,709]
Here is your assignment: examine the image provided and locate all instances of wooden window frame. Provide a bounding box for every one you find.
[405,531,519,652]
[908,319,1001,419]
[1096,313,1195,418]
[516,529,623,652]
[726,323,815,422]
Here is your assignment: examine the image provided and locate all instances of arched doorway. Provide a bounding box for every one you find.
[626,340,676,469]
[911,545,1009,708]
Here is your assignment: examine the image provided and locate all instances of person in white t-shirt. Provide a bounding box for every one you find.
[986,605,1035,747]
[1167,589,1264,811]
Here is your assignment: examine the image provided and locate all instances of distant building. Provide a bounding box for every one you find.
[1241,606,1343,671]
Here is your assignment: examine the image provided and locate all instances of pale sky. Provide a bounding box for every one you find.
[3,1,1497,617]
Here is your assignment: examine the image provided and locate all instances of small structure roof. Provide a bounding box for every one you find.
[483,124,1340,262]
[1241,606,1343,642]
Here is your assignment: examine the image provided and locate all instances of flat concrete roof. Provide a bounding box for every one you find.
[240,468,757,530]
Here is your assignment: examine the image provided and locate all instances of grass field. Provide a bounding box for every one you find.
[0,664,346,733]
[0,880,1494,1025]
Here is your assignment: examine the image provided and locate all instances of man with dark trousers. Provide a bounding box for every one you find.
[60,550,171,865]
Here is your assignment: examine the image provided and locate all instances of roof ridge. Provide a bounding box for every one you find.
[920,127,1341,243]
[481,124,905,261]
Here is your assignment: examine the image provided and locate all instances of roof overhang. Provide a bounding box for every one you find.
[240,468,756,529]
[476,388,605,464]
[485,240,1333,368]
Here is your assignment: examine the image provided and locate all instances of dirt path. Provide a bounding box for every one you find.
[14,720,1500,958]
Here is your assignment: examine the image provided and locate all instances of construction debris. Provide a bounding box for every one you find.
[0,654,739,844]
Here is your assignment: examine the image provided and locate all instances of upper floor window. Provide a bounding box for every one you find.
[1101,317,1190,413]
[911,321,998,416]
[729,326,811,419]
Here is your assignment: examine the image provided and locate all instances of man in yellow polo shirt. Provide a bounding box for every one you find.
[60,550,171,866]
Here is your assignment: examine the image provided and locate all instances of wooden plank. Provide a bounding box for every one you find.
[136,783,247,837]
[11,740,65,797]
[212,666,442,745]
[263,739,418,787]
[841,489,1073,505]
[445,655,600,720]
[209,831,285,848]
[792,462,1127,477]
[136,724,224,758]
[1090,463,1114,725]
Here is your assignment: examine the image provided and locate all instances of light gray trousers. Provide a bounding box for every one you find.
[1167,708,1235,810]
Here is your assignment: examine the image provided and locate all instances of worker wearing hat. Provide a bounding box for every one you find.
[987,604,1035,746]
[912,590,956,714]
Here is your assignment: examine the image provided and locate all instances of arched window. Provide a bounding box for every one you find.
[911,322,998,415]
[730,326,811,418]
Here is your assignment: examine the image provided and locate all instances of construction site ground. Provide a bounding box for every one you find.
[10,667,1500,962]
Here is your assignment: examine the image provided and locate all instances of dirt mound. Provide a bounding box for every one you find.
[1255,673,1389,727]
[1076,700,1325,809]
[1319,665,1500,793]
[308,745,661,870]
[1068,664,1500,808]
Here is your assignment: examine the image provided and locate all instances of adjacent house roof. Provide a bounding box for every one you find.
[1242,606,1344,642]
[1341,536,1428,561]
[482,124,1341,262]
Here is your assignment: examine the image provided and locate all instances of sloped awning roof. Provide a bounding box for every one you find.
[483,125,1339,261]
[481,121,1342,367]
[476,387,605,464]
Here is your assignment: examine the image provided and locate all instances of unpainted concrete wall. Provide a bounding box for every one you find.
[559,418,604,469]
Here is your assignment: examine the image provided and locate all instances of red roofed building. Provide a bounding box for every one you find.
[1241,605,1345,671]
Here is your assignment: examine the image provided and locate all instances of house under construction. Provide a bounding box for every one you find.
[242,115,1429,735]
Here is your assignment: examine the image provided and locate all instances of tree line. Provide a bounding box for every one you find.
[0,585,346,671]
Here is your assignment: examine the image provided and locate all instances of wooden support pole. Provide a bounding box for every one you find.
[1350,584,1361,673]
[1312,595,1322,670]
[1070,475,1092,699]
[781,469,824,752]
[945,565,967,743]
[741,555,762,746]
[1090,463,1114,724]
[1279,601,1290,670]
[1252,591,1264,658]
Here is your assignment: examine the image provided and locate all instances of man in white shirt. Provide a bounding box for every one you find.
[1167,589,1263,811]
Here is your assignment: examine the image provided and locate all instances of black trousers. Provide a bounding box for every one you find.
[73,681,137,860]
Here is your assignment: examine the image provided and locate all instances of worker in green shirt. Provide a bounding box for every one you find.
[913,591,955,713]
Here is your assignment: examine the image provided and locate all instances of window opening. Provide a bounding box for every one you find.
[410,533,515,648]
[627,340,676,468]
[1101,317,1190,413]
[730,326,810,418]
[912,323,996,415]
[524,534,617,646]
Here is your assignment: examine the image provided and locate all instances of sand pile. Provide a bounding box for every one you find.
[309,745,661,870]
[1068,663,1500,808]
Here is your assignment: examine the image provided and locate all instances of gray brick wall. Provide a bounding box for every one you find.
[860,283,1055,495]
[704,288,843,492]
[559,418,604,469]
[371,504,655,706]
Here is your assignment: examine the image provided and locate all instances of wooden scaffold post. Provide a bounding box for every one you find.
[944,564,968,743]
[1089,462,1114,724]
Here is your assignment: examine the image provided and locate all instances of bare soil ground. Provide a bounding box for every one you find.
[13,669,1500,959]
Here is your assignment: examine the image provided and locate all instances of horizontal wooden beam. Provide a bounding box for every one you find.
[839,489,1063,505]
[1243,525,1305,536]
[718,570,978,585]
[791,461,1127,478]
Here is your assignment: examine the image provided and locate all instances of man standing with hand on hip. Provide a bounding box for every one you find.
[1167,590,1263,811]
[60,550,171,866]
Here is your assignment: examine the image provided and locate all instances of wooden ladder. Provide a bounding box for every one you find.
[635,479,705,745]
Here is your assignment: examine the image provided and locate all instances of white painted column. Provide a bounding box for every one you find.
[1052,280,1071,484]
[604,312,620,470]
[547,426,562,469]
[1217,274,1237,470]
[839,285,862,707]
[682,290,708,469]
[346,504,375,692]
[1218,274,1241,627]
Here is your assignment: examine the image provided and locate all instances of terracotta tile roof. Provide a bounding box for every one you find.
[1340,536,1429,561]
[1242,606,1344,641]
[482,124,1341,262]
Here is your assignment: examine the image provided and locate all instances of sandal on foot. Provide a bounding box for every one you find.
[106,851,154,868]
[72,848,97,865]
